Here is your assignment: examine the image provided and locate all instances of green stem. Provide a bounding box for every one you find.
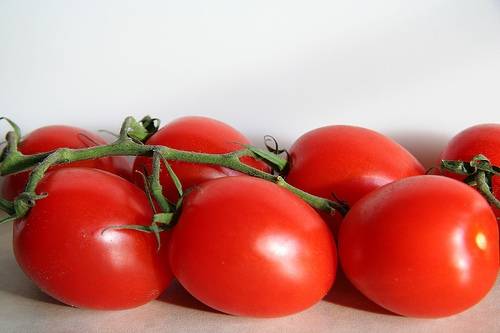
[0,117,348,219]
[276,176,348,215]
[476,171,500,209]
[441,155,500,210]
[0,198,14,215]
[149,151,173,213]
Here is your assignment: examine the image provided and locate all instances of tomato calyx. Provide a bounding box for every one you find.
[125,116,160,143]
[111,150,184,249]
[0,117,22,165]
[0,191,48,225]
[103,211,174,251]
[441,154,500,209]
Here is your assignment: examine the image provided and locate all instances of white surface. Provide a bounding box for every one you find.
[1,1,500,166]
[1,2,500,332]
[0,222,499,333]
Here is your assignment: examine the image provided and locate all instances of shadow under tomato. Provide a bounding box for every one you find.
[0,253,63,306]
[158,279,222,314]
[325,270,396,316]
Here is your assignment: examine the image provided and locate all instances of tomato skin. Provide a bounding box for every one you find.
[339,175,499,318]
[440,124,500,217]
[169,176,336,317]
[285,125,424,234]
[2,125,132,200]
[286,125,424,205]
[133,116,269,200]
[13,168,172,310]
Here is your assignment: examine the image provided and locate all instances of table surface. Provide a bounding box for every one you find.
[0,222,498,333]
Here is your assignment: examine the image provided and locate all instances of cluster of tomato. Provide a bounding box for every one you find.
[2,117,499,318]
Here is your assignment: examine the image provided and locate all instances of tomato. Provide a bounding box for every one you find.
[285,125,424,234]
[13,168,172,310]
[2,125,132,200]
[169,176,336,317]
[440,124,500,217]
[133,116,269,200]
[339,175,499,318]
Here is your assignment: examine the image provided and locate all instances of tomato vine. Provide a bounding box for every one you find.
[0,116,349,232]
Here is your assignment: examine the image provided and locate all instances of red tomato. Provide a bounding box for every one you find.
[13,168,172,310]
[169,176,336,317]
[285,125,424,233]
[133,116,269,200]
[2,125,132,200]
[339,175,499,318]
[440,124,500,217]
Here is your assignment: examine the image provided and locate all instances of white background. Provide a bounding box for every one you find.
[1,0,500,167]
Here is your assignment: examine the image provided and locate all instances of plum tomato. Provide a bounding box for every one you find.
[132,116,269,200]
[169,176,336,317]
[339,175,499,318]
[440,124,500,217]
[285,125,425,234]
[13,168,172,310]
[286,125,424,206]
[2,125,132,200]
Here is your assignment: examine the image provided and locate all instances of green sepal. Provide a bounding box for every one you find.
[153,212,174,225]
[127,116,160,143]
[0,117,21,144]
[243,144,288,172]
[13,192,48,218]
[140,116,160,138]
[470,155,500,175]
[159,155,183,197]
[442,155,500,176]
[103,224,154,233]
[440,160,472,175]
[0,117,23,163]
[0,198,15,215]
[0,215,18,225]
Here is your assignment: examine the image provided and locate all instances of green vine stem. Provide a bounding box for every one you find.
[441,154,500,210]
[0,116,348,224]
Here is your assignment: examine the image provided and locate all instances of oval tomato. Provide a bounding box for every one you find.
[169,176,336,317]
[440,124,500,217]
[285,125,424,233]
[13,168,172,310]
[339,175,499,318]
[133,116,269,200]
[2,125,132,200]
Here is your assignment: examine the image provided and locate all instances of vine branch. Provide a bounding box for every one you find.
[0,116,348,224]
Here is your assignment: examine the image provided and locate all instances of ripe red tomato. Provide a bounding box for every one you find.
[2,125,132,200]
[13,168,172,310]
[169,176,336,317]
[440,124,500,217]
[133,116,269,200]
[339,175,499,318]
[285,125,424,233]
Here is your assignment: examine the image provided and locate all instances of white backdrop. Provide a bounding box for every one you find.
[1,0,499,167]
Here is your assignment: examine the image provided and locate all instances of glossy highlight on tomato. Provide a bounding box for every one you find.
[2,125,132,200]
[339,175,499,318]
[133,116,269,200]
[13,168,172,310]
[169,176,336,317]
